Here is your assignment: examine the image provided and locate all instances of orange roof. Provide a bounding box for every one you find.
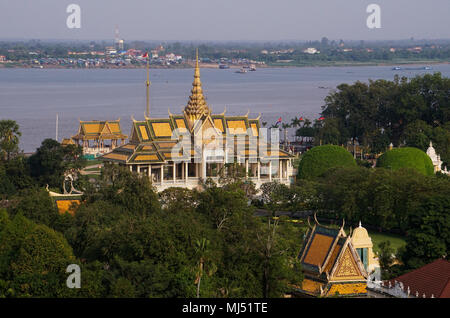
[385,259,450,298]
[303,233,334,267]
[73,120,127,140]
[55,199,80,215]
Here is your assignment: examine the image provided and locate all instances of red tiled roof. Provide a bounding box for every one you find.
[386,259,450,298]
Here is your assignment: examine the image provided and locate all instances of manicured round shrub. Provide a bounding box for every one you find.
[376,147,434,176]
[297,145,356,179]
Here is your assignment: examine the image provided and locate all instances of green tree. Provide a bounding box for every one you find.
[399,195,450,270]
[28,139,85,188]
[0,120,21,161]
[376,241,396,280]
[0,213,76,297]
[8,188,59,229]
[377,147,434,176]
[297,144,356,180]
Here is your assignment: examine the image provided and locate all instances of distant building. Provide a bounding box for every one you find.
[151,50,159,59]
[71,120,128,158]
[105,46,117,55]
[127,49,142,57]
[303,48,320,54]
[407,46,422,53]
[0,55,6,62]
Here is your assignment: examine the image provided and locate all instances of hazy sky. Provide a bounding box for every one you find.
[1,0,449,41]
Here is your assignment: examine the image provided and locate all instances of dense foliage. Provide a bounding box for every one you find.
[1,71,449,296]
[376,147,434,176]
[315,73,450,166]
[297,145,356,179]
[0,154,304,297]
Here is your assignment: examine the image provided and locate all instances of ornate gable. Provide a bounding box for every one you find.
[331,246,365,281]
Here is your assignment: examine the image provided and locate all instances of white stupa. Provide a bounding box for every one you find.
[426,141,448,174]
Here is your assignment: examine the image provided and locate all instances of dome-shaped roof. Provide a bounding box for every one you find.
[351,222,373,248]
[352,225,369,240]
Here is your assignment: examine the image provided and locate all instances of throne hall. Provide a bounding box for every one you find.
[101,51,295,191]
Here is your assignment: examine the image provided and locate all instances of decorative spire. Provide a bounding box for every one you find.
[184,48,210,123]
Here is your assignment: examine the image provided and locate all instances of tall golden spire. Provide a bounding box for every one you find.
[184,49,210,123]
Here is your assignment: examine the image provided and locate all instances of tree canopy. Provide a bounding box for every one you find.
[316,73,450,166]
[297,144,356,179]
[376,147,434,176]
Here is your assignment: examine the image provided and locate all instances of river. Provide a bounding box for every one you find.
[1,64,450,152]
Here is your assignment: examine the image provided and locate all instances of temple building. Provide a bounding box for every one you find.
[295,215,368,297]
[426,141,449,174]
[351,221,380,274]
[71,120,128,158]
[101,50,295,191]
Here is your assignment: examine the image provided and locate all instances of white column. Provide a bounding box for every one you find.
[137,165,141,174]
[173,162,176,182]
[245,159,249,179]
[161,165,164,184]
[269,160,272,182]
[129,165,132,172]
[185,162,188,184]
[148,165,151,178]
[202,151,206,179]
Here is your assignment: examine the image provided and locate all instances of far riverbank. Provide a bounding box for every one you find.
[1,59,448,70]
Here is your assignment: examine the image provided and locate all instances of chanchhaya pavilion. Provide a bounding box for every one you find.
[101,50,295,191]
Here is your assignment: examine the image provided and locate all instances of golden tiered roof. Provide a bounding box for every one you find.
[71,119,127,141]
[183,49,211,124]
[100,49,294,165]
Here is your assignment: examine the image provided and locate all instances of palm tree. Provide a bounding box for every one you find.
[194,238,209,298]
[290,117,301,129]
[0,120,21,161]
[290,117,302,141]
[281,123,291,146]
[303,118,312,128]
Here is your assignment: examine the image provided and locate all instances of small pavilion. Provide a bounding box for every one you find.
[295,215,368,297]
[71,119,127,157]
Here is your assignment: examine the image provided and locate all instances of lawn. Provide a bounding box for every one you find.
[296,222,406,255]
[368,231,406,255]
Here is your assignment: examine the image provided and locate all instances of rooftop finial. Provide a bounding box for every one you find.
[359,221,362,228]
[184,48,210,124]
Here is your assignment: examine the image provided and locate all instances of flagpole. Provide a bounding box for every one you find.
[56,113,58,142]
[146,54,150,117]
